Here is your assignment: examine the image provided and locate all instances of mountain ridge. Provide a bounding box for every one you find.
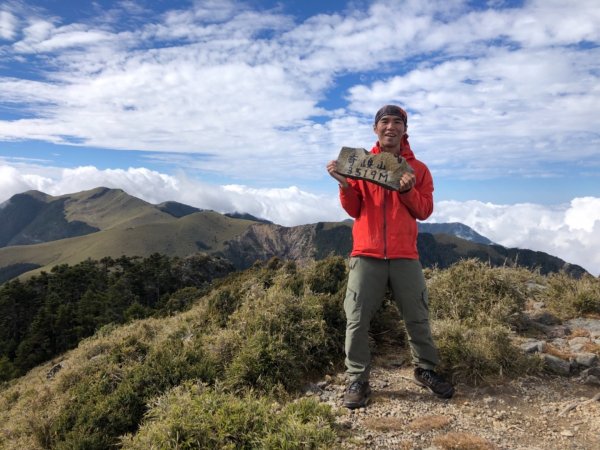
[0,188,589,282]
[418,221,494,245]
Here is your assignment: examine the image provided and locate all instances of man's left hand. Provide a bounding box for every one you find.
[398,172,416,192]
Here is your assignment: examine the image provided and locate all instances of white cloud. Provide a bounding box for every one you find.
[222,184,341,226]
[18,19,54,45]
[13,18,119,53]
[0,164,46,197]
[0,161,345,227]
[347,42,600,177]
[0,10,18,40]
[0,0,596,184]
[564,197,600,233]
[431,198,600,276]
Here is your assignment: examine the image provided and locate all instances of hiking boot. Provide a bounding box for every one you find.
[343,380,371,409]
[414,367,455,399]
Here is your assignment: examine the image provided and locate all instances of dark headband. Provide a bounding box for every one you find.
[374,105,407,126]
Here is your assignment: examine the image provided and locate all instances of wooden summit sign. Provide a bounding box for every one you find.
[335,147,413,190]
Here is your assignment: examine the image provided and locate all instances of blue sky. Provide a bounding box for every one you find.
[0,0,599,274]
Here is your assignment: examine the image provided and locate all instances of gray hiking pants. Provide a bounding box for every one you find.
[344,256,439,382]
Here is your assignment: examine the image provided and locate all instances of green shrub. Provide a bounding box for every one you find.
[0,355,17,382]
[159,287,203,315]
[540,273,600,319]
[426,260,545,382]
[370,294,406,354]
[122,383,338,449]
[304,257,347,295]
[49,261,350,449]
[206,288,243,327]
[574,290,600,315]
[434,320,541,384]
[49,334,216,449]
[428,259,530,326]
[221,284,342,392]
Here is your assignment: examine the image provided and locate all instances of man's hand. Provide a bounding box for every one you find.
[398,172,416,193]
[326,160,349,188]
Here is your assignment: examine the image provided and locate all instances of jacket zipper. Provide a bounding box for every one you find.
[383,189,388,259]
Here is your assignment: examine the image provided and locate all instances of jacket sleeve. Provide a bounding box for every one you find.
[339,179,362,218]
[399,164,434,220]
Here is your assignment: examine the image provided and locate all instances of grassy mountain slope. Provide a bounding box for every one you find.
[61,187,176,229]
[1,258,597,449]
[0,257,348,449]
[0,187,176,249]
[0,211,256,280]
[0,191,56,246]
[156,200,202,218]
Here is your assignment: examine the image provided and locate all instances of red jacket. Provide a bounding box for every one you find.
[339,137,433,259]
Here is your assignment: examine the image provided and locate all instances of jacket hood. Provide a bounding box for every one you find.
[373,134,415,160]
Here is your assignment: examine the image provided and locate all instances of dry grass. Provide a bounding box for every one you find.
[394,442,414,450]
[428,259,534,327]
[408,414,453,432]
[363,416,405,432]
[582,342,600,354]
[570,328,591,338]
[363,415,454,437]
[433,320,542,384]
[540,273,600,319]
[433,432,496,450]
[565,328,600,357]
[544,343,574,360]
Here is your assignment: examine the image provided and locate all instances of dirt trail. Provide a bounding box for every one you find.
[315,353,600,449]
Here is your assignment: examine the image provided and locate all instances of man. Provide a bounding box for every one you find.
[326,105,454,409]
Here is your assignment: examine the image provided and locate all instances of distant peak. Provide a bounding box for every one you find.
[19,190,52,202]
[225,212,273,224]
[61,187,129,202]
[156,201,202,218]
[88,186,125,195]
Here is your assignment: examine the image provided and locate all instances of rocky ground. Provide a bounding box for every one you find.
[305,314,600,449]
[322,362,599,450]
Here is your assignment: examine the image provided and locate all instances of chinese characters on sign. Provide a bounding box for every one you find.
[335,147,413,191]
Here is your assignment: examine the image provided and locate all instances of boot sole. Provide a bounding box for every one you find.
[413,379,454,399]
[343,390,372,409]
[343,396,371,409]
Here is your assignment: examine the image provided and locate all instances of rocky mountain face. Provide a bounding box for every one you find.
[418,222,494,245]
[221,221,354,269]
[416,233,588,277]
[221,221,588,277]
[0,188,590,281]
[222,223,320,268]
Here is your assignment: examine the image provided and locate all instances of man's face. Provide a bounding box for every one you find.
[373,115,406,152]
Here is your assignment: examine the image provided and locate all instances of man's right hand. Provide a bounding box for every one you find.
[326,160,349,188]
